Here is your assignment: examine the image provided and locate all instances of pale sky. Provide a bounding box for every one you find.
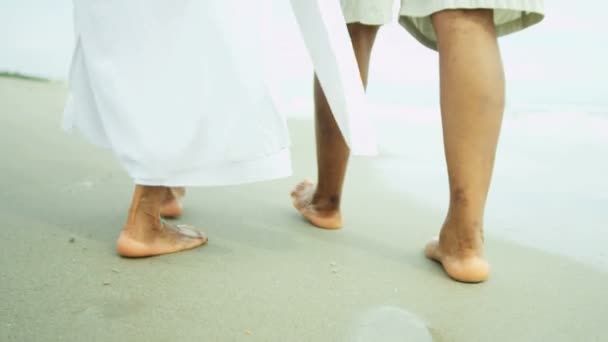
[1,0,606,106]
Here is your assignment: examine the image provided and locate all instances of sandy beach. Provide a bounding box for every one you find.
[1,76,607,341]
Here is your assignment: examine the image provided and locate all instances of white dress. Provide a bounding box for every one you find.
[63,1,376,186]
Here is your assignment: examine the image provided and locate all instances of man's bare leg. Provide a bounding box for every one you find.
[424,9,505,282]
[117,185,207,257]
[291,23,380,229]
[160,187,185,218]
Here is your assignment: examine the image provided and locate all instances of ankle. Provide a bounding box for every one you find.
[127,187,164,228]
[445,204,485,244]
[312,192,341,212]
[440,217,484,251]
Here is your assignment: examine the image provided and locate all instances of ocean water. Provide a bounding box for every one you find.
[1,0,607,270]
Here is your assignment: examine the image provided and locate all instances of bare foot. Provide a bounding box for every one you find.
[117,221,207,258]
[290,179,342,229]
[424,223,490,283]
[117,185,206,257]
[160,187,185,218]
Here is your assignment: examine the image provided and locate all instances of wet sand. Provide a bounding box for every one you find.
[1,76,607,342]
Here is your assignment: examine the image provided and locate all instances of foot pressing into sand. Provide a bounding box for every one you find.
[117,185,206,257]
[291,179,342,229]
[117,221,207,258]
[425,219,489,283]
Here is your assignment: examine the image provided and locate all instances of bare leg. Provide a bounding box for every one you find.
[117,185,207,257]
[291,23,380,229]
[160,187,185,218]
[424,9,505,282]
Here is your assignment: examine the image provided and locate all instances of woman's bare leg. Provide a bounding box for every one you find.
[291,23,380,229]
[425,9,505,283]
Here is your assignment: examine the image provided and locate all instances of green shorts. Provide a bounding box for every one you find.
[340,0,544,50]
